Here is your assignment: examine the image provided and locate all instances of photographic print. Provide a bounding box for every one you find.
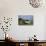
[18,15,33,25]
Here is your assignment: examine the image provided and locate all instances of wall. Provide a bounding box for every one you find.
[0,0,46,40]
[44,15,46,40]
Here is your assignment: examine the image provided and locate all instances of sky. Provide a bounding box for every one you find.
[18,15,33,20]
